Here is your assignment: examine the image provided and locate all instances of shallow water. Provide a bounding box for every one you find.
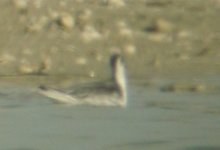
[0,78,220,150]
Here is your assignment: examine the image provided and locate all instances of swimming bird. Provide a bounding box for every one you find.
[38,54,128,107]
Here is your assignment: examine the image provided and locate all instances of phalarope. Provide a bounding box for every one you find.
[38,54,127,107]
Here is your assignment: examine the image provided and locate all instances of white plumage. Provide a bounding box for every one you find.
[38,54,128,107]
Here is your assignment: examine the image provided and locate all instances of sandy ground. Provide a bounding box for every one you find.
[0,0,219,86]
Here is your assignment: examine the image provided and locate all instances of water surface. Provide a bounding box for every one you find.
[0,78,220,150]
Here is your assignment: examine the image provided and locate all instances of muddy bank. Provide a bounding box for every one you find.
[0,0,219,84]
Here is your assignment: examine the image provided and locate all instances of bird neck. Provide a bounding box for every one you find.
[114,61,127,105]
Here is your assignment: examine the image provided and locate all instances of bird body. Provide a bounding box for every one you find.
[39,54,127,107]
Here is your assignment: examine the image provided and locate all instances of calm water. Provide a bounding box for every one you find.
[0,78,220,150]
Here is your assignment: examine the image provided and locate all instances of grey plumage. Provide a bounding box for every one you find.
[38,54,127,107]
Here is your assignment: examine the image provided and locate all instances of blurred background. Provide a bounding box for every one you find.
[0,1,220,150]
[0,0,219,86]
